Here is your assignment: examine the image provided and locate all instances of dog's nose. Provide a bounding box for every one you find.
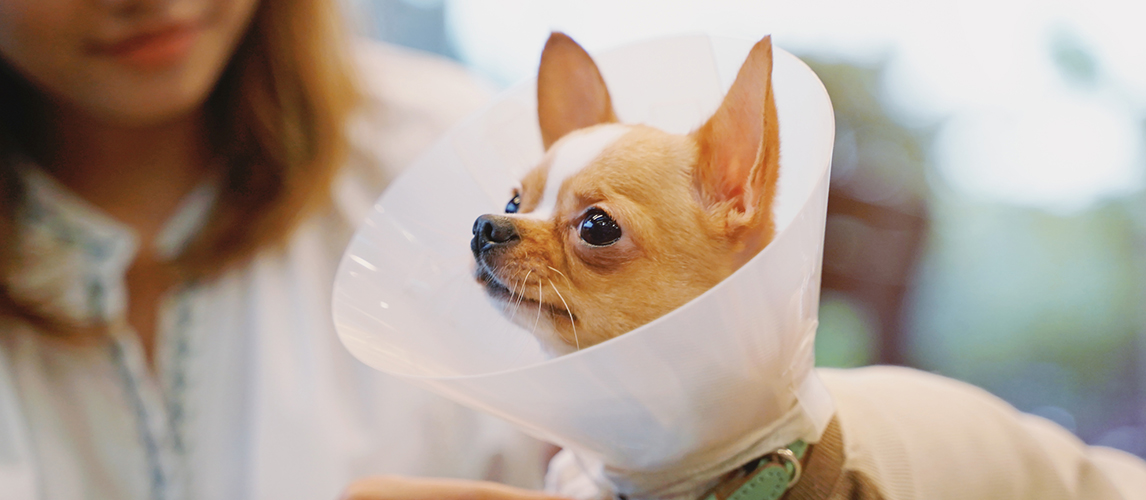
[471,214,520,257]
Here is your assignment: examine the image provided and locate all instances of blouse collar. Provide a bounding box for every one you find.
[9,164,216,325]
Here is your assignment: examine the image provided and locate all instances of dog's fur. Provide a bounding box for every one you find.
[469,33,1146,499]
[471,32,780,355]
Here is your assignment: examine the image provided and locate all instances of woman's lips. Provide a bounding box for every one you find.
[91,24,202,69]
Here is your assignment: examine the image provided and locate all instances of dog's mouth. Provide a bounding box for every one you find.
[475,266,578,322]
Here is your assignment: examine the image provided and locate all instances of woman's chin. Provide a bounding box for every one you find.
[56,76,212,129]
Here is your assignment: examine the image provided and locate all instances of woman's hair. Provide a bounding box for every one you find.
[0,0,360,332]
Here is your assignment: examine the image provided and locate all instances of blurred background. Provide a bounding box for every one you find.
[348,0,1146,458]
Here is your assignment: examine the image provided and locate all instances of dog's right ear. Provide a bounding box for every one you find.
[690,36,780,245]
[537,32,618,150]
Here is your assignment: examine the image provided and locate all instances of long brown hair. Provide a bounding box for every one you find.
[0,0,360,333]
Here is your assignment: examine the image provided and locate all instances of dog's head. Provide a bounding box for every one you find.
[472,33,781,355]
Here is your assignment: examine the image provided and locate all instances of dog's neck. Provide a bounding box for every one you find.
[603,438,798,500]
[549,417,846,500]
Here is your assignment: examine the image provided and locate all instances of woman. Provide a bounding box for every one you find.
[0,0,560,499]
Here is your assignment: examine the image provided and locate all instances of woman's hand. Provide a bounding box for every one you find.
[341,476,572,500]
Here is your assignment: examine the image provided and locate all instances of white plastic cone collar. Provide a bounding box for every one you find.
[333,35,836,483]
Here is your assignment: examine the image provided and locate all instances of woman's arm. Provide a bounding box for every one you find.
[342,476,570,500]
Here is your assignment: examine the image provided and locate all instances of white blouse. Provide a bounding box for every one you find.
[0,42,545,500]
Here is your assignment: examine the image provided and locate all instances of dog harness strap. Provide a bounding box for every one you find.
[699,441,808,500]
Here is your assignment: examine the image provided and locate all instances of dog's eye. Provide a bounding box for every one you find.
[505,192,521,214]
[579,208,622,246]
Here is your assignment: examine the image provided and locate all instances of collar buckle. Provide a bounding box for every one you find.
[699,441,807,500]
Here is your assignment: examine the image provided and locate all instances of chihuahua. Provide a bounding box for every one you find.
[467,34,1146,500]
[471,32,779,355]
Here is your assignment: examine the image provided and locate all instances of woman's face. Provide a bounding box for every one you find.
[0,0,260,127]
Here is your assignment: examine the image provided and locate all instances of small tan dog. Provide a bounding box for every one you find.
[471,32,779,355]
[470,33,1146,499]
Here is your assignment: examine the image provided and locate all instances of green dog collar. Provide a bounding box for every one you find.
[699,441,808,500]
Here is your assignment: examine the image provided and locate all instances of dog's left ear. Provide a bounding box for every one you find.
[537,32,618,150]
[691,36,781,241]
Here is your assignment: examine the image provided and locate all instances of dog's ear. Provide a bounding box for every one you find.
[537,32,618,150]
[691,36,781,240]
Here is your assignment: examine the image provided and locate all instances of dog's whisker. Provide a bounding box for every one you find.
[532,277,544,337]
[546,266,570,283]
[548,278,579,351]
[509,269,532,321]
[502,271,527,338]
[503,272,522,317]
[502,271,521,321]
[507,270,520,298]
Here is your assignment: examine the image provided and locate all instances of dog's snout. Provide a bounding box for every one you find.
[471,214,520,257]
